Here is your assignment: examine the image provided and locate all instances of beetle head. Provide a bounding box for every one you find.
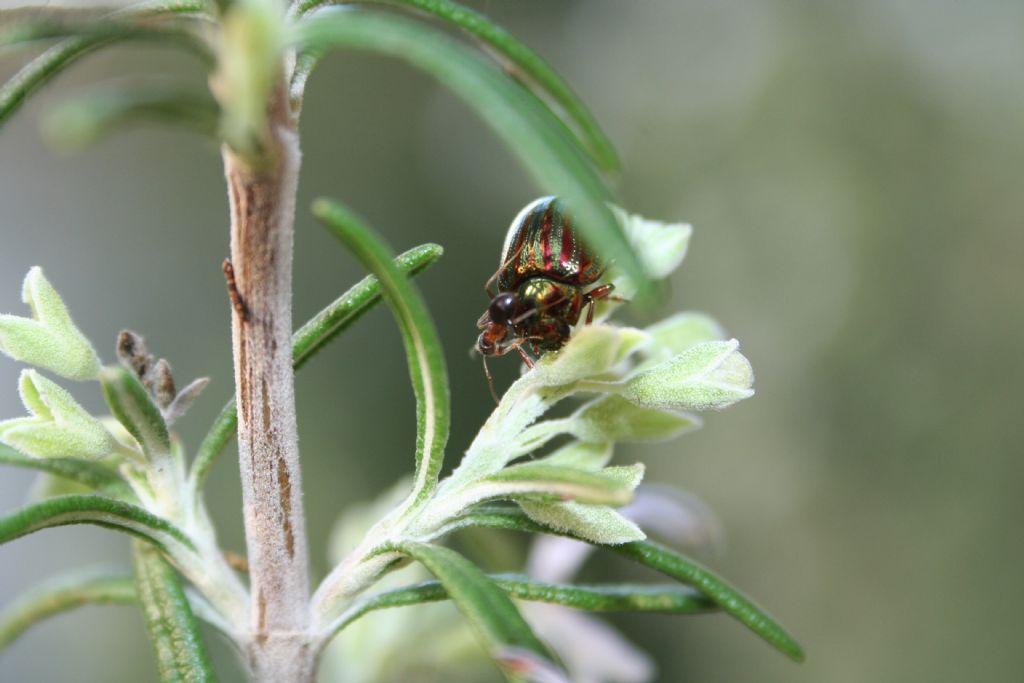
[476,322,509,357]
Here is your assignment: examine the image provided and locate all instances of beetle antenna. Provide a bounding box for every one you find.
[482,355,500,405]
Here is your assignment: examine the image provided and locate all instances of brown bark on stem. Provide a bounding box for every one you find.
[222,85,313,681]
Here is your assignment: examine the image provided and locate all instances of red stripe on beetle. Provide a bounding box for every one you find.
[541,202,554,270]
[560,213,573,268]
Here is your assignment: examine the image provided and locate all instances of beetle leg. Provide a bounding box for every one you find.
[582,284,620,324]
[502,336,537,368]
[482,356,500,404]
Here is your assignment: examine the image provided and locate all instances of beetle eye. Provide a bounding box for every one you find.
[488,293,517,325]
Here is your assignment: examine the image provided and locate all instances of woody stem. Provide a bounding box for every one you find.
[222,80,313,682]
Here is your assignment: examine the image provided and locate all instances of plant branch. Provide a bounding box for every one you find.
[222,79,312,681]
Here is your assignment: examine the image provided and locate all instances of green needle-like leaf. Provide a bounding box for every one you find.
[129,0,209,17]
[0,444,132,498]
[314,199,449,508]
[0,567,135,648]
[0,2,206,32]
[296,10,651,297]
[0,36,110,127]
[132,540,217,683]
[44,84,220,149]
[446,507,805,662]
[613,539,805,662]
[0,495,194,553]
[293,242,444,370]
[294,0,618,170]
[329,574,714,638]
[393,542,559,681]
[1,19,213,130]
[189,243,442,490]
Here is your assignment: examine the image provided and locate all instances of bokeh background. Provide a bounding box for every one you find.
[2,0,1022,681]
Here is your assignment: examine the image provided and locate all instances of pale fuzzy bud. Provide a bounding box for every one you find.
[0,268,100,380]
[0,370,114,459]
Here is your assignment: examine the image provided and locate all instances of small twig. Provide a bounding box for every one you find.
[222,258,250,322]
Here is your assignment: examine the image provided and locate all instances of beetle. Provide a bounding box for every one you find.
[476,196,617,397]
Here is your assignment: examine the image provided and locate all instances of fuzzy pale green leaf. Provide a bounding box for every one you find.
[519,500,644,545]
[442,325,640,491]
[604,207,692,304]
[0,268,100,380]
[571,395,701,443]
[644,312,726,357]
[529,325,625,387]
[540,441,613,471]
[616,207,692,279]
[621,339,754,412]
[485,462,641,506]
[0,370,114,460]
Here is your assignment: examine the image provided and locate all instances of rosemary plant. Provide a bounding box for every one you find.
[0,1,803,680]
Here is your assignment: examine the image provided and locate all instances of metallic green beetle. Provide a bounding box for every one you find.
[476,197,616,391]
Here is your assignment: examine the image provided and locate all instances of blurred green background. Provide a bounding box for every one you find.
[2,0,1022,681]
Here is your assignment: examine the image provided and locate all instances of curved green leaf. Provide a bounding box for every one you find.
[329,574,714,637]
[614,539,804,662]
[132,540,217,683]
[295,10,651,297]
[445,507,805,662]
[189,242,442,489]
[293,0,618,170]
[130,0,209,16]
[0,13,212,47]
[293,242,444,370]
[0,1,206,31]
[0,36,111,127]
[1,23,213,129]
[0,495,195,553]
[314,200,450,509]
[393,542,559,681]
[0,444,132,498]
[0,567,135,648]
[44,84,220,149]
